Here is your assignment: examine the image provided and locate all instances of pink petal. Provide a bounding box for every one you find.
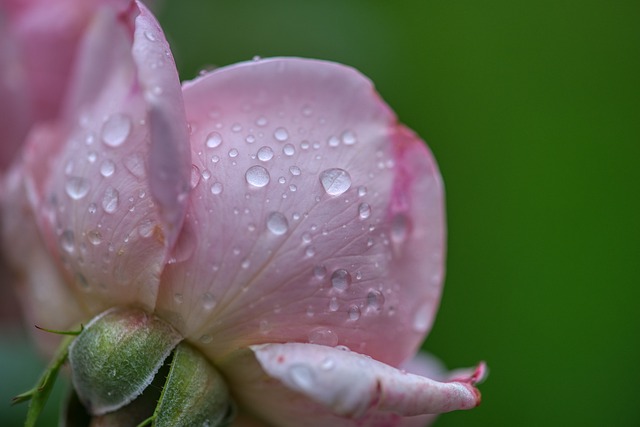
[219,343,483,427]
[156,58,445,367]
[131,2,190,245]
[21,3,185,316]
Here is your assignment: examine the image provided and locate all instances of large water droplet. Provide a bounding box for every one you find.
[308,328,338,346]
[205,131,223,148]
[65,177,90,200]
[274,127,289,141]
[266,211,289,235]
[257,146,274,161]
[331,269,351,291]
[101,113,131,147]
[283,143,295,156]
[87,230,103,246]
[100,159,116,177]
[313,265,327,279]
[102,187,119,213]
[320,169,351,196]
[210,182,223,195]
[246,165,270,188]
[358,203,371,219]
[412,304,431,332]
[288,364,315,393]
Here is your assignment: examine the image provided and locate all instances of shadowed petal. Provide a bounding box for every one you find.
[156,58,445,368]
[219,343,484,427]
[21,2,184,317]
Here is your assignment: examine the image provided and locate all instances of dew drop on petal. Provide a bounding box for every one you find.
[102,187,119,214]
[65,177,90,200]
[257,146,274,161]
[256,116,268,127]
[87,230,103,246]
[366,290,385,311]
[412,304,431,332]
[313,265,327,279]
[228,148,239,158]
[308,328,338,346]
[341,130,357,145]
[100,160,116,177]
[348,305,361,321]
[320,357,335,371]
[391,213,410,243]
[358,203,371,219]
[60,230,75,253]
[199,334,213,344]
[329,297,339,312]
[173,293,183,304]
[288,364,315,393]
[357,186,367,197]
[245,165,270,187]
[283,143,295,156]
[320,169,351,196]
[266,211,289,235]
[331,269,351,291]
[274,127,289,141]
[205,131,223,148]
[289,166,301,176]
[327,136,340,147]
[202,292,216,310]
[101,113,131,147]
[210,182,223,195]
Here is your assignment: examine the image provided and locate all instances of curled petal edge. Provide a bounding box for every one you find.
[221,342,485,424]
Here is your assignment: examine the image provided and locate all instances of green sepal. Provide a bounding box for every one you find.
[141,342,234,427]
[12,334,75,427]
[35,324,84,336]
[68,307,183,416]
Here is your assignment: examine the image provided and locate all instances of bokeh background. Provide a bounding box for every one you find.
[2,0,639,426]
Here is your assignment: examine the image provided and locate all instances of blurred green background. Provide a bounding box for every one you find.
[2,0,639,425]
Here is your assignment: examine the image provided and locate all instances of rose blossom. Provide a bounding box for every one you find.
[2,1,485,425]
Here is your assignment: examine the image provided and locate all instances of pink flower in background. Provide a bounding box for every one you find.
[1,1,485,425]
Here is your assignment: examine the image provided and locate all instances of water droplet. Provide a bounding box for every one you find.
[256,116,268,127]
[245,134,256,144]
[289,184,297,192]
[358,203,371,219]
[210,182,223,195]
[102,187,119,213]
[245,165,270,188]
[357,186,367,197]
[205,131,223,148]
[190,165,201,189]
[313,265,327,279]
[366,290,385,311]
[289,166,301,176]
[304,246,316,257]
[283,143,295,156]
[320,169,351,196]
[278,176,286,184]
[308,328,338,346]
[391,214,410,243]
[199,334,213,344]
[202,292,216,310]
[327,136,340,147]
[288,364,315,393]
[348,305,361,321]
[211,155,220,163]
[201,169,211,180]
[65,177,90,200]
[320,357,335,370]
[138,220,155,238]
[301,105,313,117]
[329,298,339,312]
[231,123,243,133]
[331,269,351,291]
[228,148,239,158]
[412,304,431,332]
[174,293,183,304]
[87,152,97,163]
[341,130,357,145]
[266,211,289,235]
[144,30,157,42]
[87,230,103,245]
[300,141,310,150]
[60,230,75,253]
[101,113,131,147]
[274,127,289,141]
[100,159,116,177]
[88,203,97,214]
[241,259,251,269]
[257,146,274,161]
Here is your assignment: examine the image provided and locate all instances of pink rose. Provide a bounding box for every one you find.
[2,1,485,425]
